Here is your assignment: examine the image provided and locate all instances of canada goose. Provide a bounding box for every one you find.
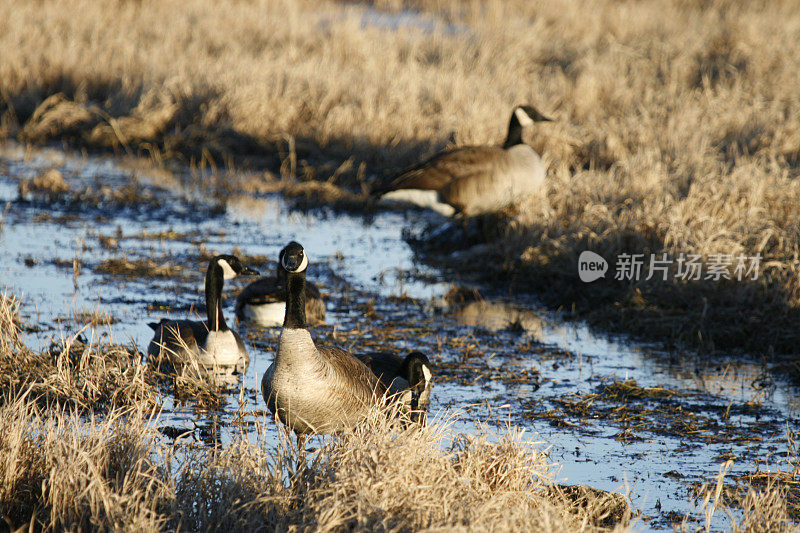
[356,351,433,423]
[261,241,386,438]
[235,243,326,328]
[372,105,552,216]
[147,255,258,374]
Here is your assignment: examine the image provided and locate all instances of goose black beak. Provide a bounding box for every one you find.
[283,257,300,271]
[241,266,259,276]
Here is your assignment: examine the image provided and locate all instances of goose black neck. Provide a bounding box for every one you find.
[284,270,307,329]
[276,261,288,286]
[205,262,228,332]
[503,112,524,149]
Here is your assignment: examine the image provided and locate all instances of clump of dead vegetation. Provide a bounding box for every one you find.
[525,377,783,445]
[17,168,69,199]
[283,408,629,531]
[687,457,800,532]
[0,397,172,531]
[148,353,234,410]
[95,257,185,279]
[730,429,800,521]
[0,390,634,532]
[4,291,233,411]
[17,166,161,211]
[0,293,158,410]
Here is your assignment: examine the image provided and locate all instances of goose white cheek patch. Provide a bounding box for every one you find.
[282,253,308,272]
[297,254,309,272]
[218,259,238,279]
[422,364,432,383]
[515,107,534,127]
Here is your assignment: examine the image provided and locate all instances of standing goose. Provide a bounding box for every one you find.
[372,104,552,216]
[261,242,386,438]
[147,255,258,374]
[235,243,326,328]
[356,351,433,423]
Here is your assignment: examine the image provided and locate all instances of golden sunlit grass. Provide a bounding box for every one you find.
[2,0,799,354]
[0,293,158,410]
[0,393,631,532]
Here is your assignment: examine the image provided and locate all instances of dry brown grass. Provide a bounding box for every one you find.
[0,394,634,532]
[685,457,800,532]
[2,0,800,350]
[283,409,628,531]
[2,392,796,532]
[0,293,227,411]
[0,293,158,410]
[0,397,172,531]
[170,409,630,532]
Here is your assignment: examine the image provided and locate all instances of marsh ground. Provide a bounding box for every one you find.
[2,0,800,529]
[1,145,798,530]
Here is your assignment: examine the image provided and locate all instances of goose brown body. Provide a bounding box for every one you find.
[147,318,248,370]
[262,329,385,434]
[374,104,551,216]
[357,351,432,421]
[384,144,545,215]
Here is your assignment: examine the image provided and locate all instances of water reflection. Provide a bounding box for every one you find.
[451,297,798,412]
[453,300,544,336]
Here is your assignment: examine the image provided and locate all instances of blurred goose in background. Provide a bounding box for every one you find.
[147,255,258,374]
[261,242,386,441]
[356,350,433,423]
[235,243,326,328]
[372,104,552,216]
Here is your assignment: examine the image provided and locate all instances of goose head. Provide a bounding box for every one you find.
[513,104,552,127]
[504,104,552,149]
[401,351,432,388]
[214,255,259,280]
[279,241,308,273]
[401,351,432,423]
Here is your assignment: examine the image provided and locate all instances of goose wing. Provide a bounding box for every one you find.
[236,277,283,308]
[356,352,405,390]
[319,346,387,401]
[376,146,508,194]
[261,362,277,413]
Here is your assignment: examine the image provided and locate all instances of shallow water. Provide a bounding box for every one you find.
[1,144,798,530]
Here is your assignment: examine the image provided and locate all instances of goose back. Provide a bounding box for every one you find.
[441,145,545,215]
[378,145,544,216]
[235,276,325,327]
